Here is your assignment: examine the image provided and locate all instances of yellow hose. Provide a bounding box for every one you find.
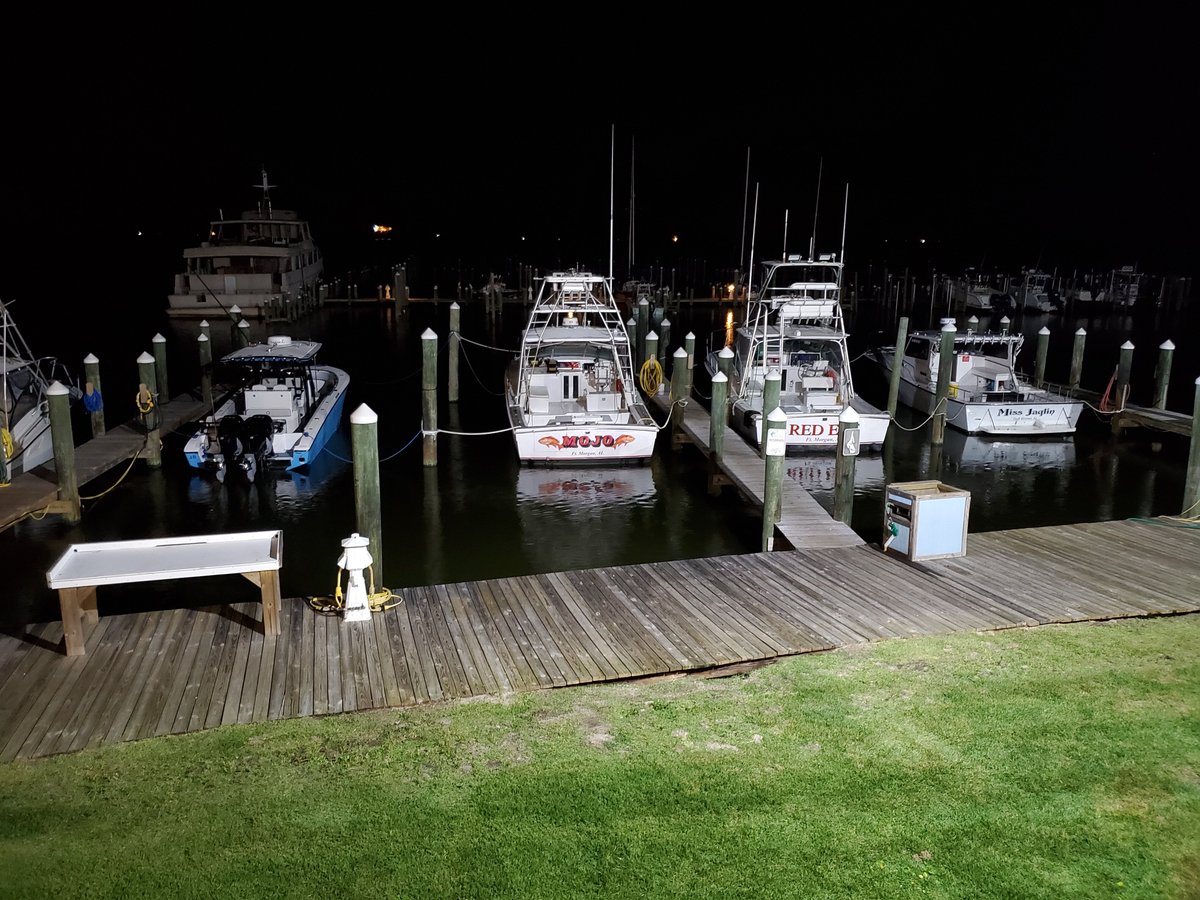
[306,564,404,614]
[639,358,663,395]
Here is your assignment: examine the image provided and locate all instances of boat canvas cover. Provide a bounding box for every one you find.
[221,341,322,364]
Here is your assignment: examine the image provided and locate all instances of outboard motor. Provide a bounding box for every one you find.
[241,415,275,483]
[216,415,245,484]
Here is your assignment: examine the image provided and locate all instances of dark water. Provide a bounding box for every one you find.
[2,295,1194,628]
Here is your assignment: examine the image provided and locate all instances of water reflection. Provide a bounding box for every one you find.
[516,466,657,507]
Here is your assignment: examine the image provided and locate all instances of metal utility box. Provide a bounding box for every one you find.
[883,480,970,562]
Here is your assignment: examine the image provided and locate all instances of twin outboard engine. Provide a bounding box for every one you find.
[215,415,275,483]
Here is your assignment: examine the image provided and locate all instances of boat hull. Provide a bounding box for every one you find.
[731,401,890,451]
[511,423,657,463]
[879,354,1082,435]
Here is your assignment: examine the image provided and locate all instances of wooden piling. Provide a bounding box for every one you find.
[636,297,649,366]
[83,353,104,438]
[685,332,696,375]
[658,318,671,371]
[1184,377,1200,517]
[199,319,210,344]
[351,403,384,589]
[1153,340,1174,411]
[1034,326,1051,387]
[669,347,689,450]
[762,369,781,457]
[1116,340,1135,408]
[1069,328,1087,393]
[449,302,460,404]
[931,322,956,446]
[887,316,909,417]
[422,328,438,466]
[236,319,250,348]
[834,406,859,525]
[761,408,787,551]
[47,381,80,523]
[198,334,213,413]
[151,333,169,401]
[999,316,1010,334]
[644,331,658,374]
[709,372,727,465]
[136,351,162,468]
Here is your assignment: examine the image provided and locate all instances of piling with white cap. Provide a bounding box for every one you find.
[932,320,957,446]
[422,329,438,467]
[83,353,104,438]
[1069,328,1087,392]
[152,332,169,400]
[1034,326,1051,387]
[136,351,161,468]
[48,381,80,523]
[835,406,860,525]
[351,403,383,589]
[1153,340,1175,411]
[761,408,788,552]
[449,302,461,404]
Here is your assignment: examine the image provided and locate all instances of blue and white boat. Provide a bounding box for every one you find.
[184,336,348,482]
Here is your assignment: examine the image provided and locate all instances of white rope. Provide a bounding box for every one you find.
[452,332,518,353]
[435,425,518,436]
[887,397,948,432]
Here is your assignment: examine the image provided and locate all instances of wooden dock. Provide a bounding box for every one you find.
[1050,383,1194,438]
[1,518,1196,762]
[0,394,211,531]
[647,388,863,549]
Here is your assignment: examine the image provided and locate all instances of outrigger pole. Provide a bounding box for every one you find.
[809,156,823,261]
[608,124,615,287]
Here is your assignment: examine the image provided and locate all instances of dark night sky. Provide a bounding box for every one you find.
[3,7,1194,301]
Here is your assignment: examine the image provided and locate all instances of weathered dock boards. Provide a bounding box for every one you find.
[1,518,1196,761]
[0,394,211,531]
[648,388,863,549]
[1062,385,1193,437]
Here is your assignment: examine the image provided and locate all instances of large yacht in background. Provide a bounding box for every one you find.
[167,170,323,319]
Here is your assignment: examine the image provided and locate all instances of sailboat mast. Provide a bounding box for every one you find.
[746,182,760,301]
[628,137,635,275]
[739,147,751,277]
[782,209,789,260]
[809,156,823,260]
[608,124,614,285]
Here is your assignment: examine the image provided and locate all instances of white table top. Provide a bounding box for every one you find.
[47,531,282,589]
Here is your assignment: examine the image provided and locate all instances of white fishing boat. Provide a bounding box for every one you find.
[505,271,657,464]
[705,254,890,451]
[167,170,323,319]
[950,272,1005,311]
[1013,269,1061,312]
[1097,265,1141,308]
[1,301,78,480]
[870,322,1083,435]
[183,336,348,482]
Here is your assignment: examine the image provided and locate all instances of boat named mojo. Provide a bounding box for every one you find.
[506,271,657,464]
[705,254,890,451]
[184,336,348,482]
[870,321,1083,435]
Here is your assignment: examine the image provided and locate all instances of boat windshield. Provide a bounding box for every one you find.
[761,263,840,292]
[781,339,846,373]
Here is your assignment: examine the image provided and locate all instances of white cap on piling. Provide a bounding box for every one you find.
[1000,316,1011,325]
[686,332,695,340]
[83,353,99,364]
[450,301,460,310]
[627,317,636,326]
[839,406,860,425]
[199,319,210,327]
[153,333,166,343]
[1121,340,1135,350]
[718,346,734,359]
[1075,327,1087,336]
[638,297,649,306]
[47,380,70,397]
[941,321,957,332]
[712,372,728,384]
[197,334,209,343]
[766,407,787,423]
[350,403,378,425]
[661,317,671,326]
[238,319,250,329]
[645,331,658,341]
[1039,326,1051,335]
[421,328,437,340]
[137,351,155,364]
[1160,339,1175,350]
[230,304,241,314]
[765,368,781,382]
[673,347,687,358]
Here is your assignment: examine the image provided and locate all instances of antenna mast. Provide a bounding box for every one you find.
[808,156,823,260]
[255,167,276,219]
[839,183,849,285]
[782,209,789,260]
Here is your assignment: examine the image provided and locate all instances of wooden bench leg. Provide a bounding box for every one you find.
[58,587,88,656]
[259,569,282,637]
[79,585,99,626]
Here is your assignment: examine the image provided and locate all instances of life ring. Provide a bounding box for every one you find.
[135,386,155,414]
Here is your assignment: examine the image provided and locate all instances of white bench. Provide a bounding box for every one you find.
[46,530,283,657]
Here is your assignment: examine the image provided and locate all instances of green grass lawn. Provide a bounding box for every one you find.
[1,616,1197,899]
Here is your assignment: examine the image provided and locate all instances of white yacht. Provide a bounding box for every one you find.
[183,336,348,483]
[167,170,323,319]
[1013,270,1061,312]
[704,254,890,451]
[505,271,657,464]
[1097,266,1141,308]
[870,321,1083,435]
[950,273,1003,311]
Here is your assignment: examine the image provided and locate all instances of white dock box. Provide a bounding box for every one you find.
[883,480,970,562]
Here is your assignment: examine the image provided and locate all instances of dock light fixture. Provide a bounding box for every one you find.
[337,533,374,622]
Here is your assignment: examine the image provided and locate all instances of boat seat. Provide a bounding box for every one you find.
[528,385,550,414]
